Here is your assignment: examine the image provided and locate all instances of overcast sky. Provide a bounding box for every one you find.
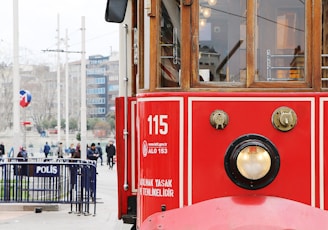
[0,0,119,65]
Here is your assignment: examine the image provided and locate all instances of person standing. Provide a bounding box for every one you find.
[57,142,63,158]
[87,143,99,161]
[106,140,116,169]
[8,146,14,158]
[97,143,103,165]
[71,148,81,159]
[17,146,28,175]
[17,146,28,159]
[0,142,4,161]
[43,142,51,158]
[68,143,75,157]
[75,143,81,153]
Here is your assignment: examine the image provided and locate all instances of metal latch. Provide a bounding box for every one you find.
[271,106,297,132]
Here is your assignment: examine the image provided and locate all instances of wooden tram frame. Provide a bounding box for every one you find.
[106,1,328,229]
[128,0,324,92]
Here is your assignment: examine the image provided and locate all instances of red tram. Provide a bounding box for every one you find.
[106,0,328,229]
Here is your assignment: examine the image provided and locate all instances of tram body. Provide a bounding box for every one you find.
[108,0,328,229]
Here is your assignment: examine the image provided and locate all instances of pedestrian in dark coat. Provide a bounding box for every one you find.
[106,140,116,169]
[0,142,4,161]
[87,143,99,161]
[43,142,50,158]
[97,143,103,165]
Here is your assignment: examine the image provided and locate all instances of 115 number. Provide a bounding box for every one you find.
[147,115,168,135]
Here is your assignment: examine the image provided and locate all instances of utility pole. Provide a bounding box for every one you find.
[80,16,87,160]
[56,14,61,144]
[65,29,69,150]
[13,0,21,153]
[42,17,84,155]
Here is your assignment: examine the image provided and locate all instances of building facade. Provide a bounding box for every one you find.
[86,54,119,119]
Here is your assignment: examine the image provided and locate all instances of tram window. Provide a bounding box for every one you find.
[196,0,306,85]
[322,0,328,88]
[198,0,246,83]
[256,0,305,82]
[159,0,181,87]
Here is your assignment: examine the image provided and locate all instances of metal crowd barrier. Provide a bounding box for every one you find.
[0,158,97,216]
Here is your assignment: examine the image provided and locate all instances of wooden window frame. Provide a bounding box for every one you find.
[138,0,321,92]
[190,0,319,90]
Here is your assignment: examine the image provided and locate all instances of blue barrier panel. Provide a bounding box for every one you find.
[0,158,97,215]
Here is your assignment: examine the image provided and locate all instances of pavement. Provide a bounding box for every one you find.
[0,162,133,230]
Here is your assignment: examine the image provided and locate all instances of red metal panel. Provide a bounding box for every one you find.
[137,97,182,225]
[115,97,126,219]
[190,96,313,204]
[134,92,328,228]
[115,97,137,220]
[322,98,328,210]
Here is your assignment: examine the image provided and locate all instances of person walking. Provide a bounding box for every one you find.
[106,140,116,169]
[97,143,103,165]
[43,142,51,158]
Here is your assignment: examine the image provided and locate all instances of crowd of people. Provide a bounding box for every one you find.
[42,140,116,168]
[0,140,116,168]
[0,143,25,161]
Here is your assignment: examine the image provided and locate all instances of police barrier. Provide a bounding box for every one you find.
[0,158,97,215]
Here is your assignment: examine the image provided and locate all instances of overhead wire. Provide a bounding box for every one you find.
[200,4,305,32]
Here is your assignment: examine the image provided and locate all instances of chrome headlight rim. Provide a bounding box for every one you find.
[224,134,280,190]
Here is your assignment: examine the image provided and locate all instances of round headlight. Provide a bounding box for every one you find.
[237,146,271,180]
[225,134,280,190]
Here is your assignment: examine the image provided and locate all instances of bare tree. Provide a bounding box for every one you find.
[20,65,57,133]
[0,63,13,130]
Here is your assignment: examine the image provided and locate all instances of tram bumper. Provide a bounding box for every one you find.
[122,214,136,225]
[140,195,328,230]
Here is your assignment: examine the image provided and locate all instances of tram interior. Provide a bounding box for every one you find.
[198,0,305,83]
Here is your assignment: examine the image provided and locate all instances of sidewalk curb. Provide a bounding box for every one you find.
[0,203,68,211]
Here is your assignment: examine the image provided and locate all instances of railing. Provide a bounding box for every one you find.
[0,158,97,216]
[161,28,179,65]
[322,54,328,83]
[266,51,328,84]
[266,49,304,81]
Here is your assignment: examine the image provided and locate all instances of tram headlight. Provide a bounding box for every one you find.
[224,134,280,190]
[237,146,271,180]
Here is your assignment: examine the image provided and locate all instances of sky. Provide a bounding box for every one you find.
[0,0,119,65]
